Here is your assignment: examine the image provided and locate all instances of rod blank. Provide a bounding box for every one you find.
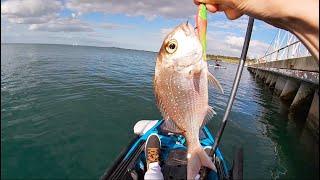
[209,17,255,158]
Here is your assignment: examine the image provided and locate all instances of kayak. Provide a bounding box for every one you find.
[214,66,226,69]
[102,12,253,180]
[208,64,227,69]
[101,120,243,180]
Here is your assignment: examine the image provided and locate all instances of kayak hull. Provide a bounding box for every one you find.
[101,120,236,180]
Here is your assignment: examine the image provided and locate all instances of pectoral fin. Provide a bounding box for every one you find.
[201,106,216,128]
[160,119,184,134]
[208,72,224,94]
[193,71,201,93]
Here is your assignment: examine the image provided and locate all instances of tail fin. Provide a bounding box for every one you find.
[187,146,216,179]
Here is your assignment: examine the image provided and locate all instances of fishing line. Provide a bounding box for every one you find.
[200,17,255,179]
[210,16,254,158]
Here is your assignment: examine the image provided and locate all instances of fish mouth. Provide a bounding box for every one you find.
[174,52,203,71]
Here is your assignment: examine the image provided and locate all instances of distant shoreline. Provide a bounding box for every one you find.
[207,58,241,64]
[207,54,256,64]
[1,42,156,53]
[2,43,255,63]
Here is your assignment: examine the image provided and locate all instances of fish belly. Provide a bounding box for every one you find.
[155,67,208,132]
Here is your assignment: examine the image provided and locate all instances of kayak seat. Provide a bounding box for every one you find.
[161,148,187,180]
[160,122,207,140]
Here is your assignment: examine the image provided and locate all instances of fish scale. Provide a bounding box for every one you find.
[154,23,223,179]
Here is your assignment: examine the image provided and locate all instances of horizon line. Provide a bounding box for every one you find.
[1,42,247,58]
[1,42,158,53]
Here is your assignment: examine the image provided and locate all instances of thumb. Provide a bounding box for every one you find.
[224,8,243,19]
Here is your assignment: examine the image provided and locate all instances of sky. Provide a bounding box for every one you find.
[1,0,282,58]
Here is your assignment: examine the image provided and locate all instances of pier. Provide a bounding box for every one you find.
[246,30,319,140]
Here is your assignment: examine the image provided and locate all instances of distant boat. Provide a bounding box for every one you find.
[209,63,226,69]
[214,65,226,69]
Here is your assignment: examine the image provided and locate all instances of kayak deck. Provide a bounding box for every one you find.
[101,120,230,180]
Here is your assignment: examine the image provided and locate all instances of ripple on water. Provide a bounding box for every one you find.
[1,44,318,179]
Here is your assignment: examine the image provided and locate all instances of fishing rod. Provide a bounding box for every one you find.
[209,16,254,158]
[209,17,254,158]
[210,17,254,158]
[200,17,255,179]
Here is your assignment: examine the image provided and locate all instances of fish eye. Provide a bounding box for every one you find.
[165,39,178,54]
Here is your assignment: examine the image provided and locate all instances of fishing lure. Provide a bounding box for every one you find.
[196,3,207,61]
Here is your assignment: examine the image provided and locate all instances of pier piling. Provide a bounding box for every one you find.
[274,76,287,96]
[290,82,314,110]
[247,56,319,138]
[306,90,319,140]
[269,75,278,88]
[280,79,300,101]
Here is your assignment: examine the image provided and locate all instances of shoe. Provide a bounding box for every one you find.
[202,146,217,173]
[204,146,217,168]
[203,146,212,155]
[145,133,161,169]
[204,146,216,163]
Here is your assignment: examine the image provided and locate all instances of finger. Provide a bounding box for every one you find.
[195,0,213,4]
[195,0,227,4]
[193,0,200,5]
[224,8,243,20]
[206,4,219,13]
[217,4,228,11]
[196,0,238,9]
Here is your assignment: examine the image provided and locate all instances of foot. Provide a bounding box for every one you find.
[204,146,216,162]
[203,146,212,155]
[145,133,161,169]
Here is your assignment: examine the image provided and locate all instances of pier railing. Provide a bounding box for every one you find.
[245,30,318,139]
[257,40,310,63]
[253,30,311,64]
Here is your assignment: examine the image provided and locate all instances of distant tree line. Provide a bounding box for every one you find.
[207,54,256,64]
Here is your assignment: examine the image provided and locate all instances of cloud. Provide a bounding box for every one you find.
[225,35,244,48]
[206,30,269,58]
[71,13,76,18]
[210,19,247,30]
[3,15,57,24]
[224,35,269,58]
[209,16,257,31]
[28,18,93,32]
[160,27,173,38]
[1,0,62,24]
[1,0,274,57]
[98,23,134,30]
[66,0,196,20]
[157,26,269,58]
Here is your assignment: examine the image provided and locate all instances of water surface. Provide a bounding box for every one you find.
[1,44,318,179]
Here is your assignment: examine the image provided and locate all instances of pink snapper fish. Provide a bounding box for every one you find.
[153,22,224,179]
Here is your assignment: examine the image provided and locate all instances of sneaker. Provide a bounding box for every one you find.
[145,133,161,169]
[204,146,218,169]
[204,146,216,164]
[203,146,212,155]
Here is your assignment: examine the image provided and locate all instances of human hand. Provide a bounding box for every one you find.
[194,0,243,20]
[193,0,299,28]
[194,0,319,60]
